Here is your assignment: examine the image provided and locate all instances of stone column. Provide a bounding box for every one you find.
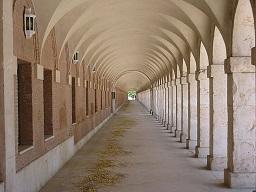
[164,82,168,127]
[175,78,182,138]
[180,76,189,143]
[155,86,159,119]
[186,74,198,149]
[159,84,163,122]
[152,87,155,115]
[159,84,163,121]
[150,87,154,115]
[195,70,210,158]
[161,83,165,124]
[166,82,169,126]
[224,57,256,188]
[167,82,173,131]
[207,65,228,171]
[171,80,177,133]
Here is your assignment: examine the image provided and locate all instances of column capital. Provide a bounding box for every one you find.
[171,80,176,86]
[180,76,188,85]
[195,69,207,80]
[207,64,225,78]
[225,57,255,74]
[187,73,196,83]
[175,78,181,85]
[165,82,168,88]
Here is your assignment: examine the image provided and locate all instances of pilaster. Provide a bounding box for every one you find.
[171,80,176,133]
[180,76,188,143]
[186,73,197,150]
[207,64,228,171]
[175,78,182,138]
[224,57,256,188]
[195,69,210,158]
[167,81,173,131]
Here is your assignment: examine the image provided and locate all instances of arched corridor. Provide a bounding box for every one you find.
[0,0,255,191]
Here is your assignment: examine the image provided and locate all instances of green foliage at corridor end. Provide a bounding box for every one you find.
[128,90,136,100]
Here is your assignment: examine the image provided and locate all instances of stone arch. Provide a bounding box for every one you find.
[213,27,227,65]
[182,59,187,76]
[190,53,197,73]
[232,0,255,56]
[200,42,209,69]
[113,70,151,88]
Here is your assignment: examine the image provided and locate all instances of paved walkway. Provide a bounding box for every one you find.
[40,101,252,192]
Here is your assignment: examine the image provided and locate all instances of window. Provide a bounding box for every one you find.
[72,77,76,124]
[100,90,103,110]
[95,89,98,113]
[43,69,53,139]
[111,92,116,99]
[86,81,89,116]
[17,59,33,152]
[105,91,107,108]
[108,92,111,107]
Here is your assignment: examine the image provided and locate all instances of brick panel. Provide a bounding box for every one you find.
[43,69,53,137]
[17,60,33,147]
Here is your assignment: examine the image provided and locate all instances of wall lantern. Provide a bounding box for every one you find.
[92,66,96,73]
[72,51,79,64]
[24,8,36,39]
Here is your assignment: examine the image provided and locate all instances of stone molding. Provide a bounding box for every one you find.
[68,74,72,85]
[180,76,188,85]
[225,57,255,74]
[207,64,225,78]
[187,73,196,83]
[55,70,60,83]
[36,64,44,81]
[195,69,207,80]
[175,78,181,85]
[77,77,81,87]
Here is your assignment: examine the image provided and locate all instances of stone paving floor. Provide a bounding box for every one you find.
[40,101,253,192]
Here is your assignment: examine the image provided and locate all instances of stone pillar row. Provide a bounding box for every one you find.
[139,57,255,189]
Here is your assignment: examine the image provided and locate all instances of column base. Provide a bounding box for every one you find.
[180,133,187,143]
[175,130,182,138]
[224,169,256,189]
[186,139,197,150]
[170,126,176,134]
[167,124,173,131]
[195,146,209,158]
[163,120,166,127]
[207,155,227,171]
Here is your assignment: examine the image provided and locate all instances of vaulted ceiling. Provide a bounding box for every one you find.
[32,0,238,91]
